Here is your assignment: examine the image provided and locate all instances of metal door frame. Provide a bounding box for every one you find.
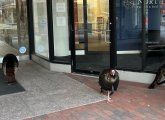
[69,0,117,74]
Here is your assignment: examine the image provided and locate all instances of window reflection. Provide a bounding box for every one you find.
[33,0,49,58]
[144,1,165,72]
[116,0,142,71]
[0,0,29,62]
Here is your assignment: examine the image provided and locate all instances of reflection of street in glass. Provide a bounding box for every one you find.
[0,41,19,57]
[4,33,12,45]
[0,0,28,58]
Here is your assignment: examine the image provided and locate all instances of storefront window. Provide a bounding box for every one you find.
[52,0,70,63]
[144,0,165,72]
[32,0,49,59]
[116,0,142,71]
[0,0,29,62]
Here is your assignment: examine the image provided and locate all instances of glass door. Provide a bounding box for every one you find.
[72,0,113,73]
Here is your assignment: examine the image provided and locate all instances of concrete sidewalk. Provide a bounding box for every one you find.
[27,70,165,120]
[1,61,165,120]
[0,61,106,120]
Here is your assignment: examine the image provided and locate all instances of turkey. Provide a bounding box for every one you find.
[148,64,165,89]
[99,69,119,102]
[2,54,19,85]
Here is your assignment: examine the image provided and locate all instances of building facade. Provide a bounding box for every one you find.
[0,0,165,83]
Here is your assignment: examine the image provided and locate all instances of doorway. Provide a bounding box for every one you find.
[71,0,115,73]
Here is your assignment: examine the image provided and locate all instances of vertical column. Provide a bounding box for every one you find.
[110,0,117,69]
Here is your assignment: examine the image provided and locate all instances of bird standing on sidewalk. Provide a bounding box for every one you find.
[99,69,119,102]
[2,53,19,84]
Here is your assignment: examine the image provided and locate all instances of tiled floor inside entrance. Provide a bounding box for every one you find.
[26,73,165,120]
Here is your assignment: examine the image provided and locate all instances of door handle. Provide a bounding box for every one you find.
[104,30,111,44]
[70,26,74,31]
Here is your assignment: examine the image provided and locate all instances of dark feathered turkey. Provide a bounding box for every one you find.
[99,69,119,102]
[3,54,18,67]
[2,54,19,84]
